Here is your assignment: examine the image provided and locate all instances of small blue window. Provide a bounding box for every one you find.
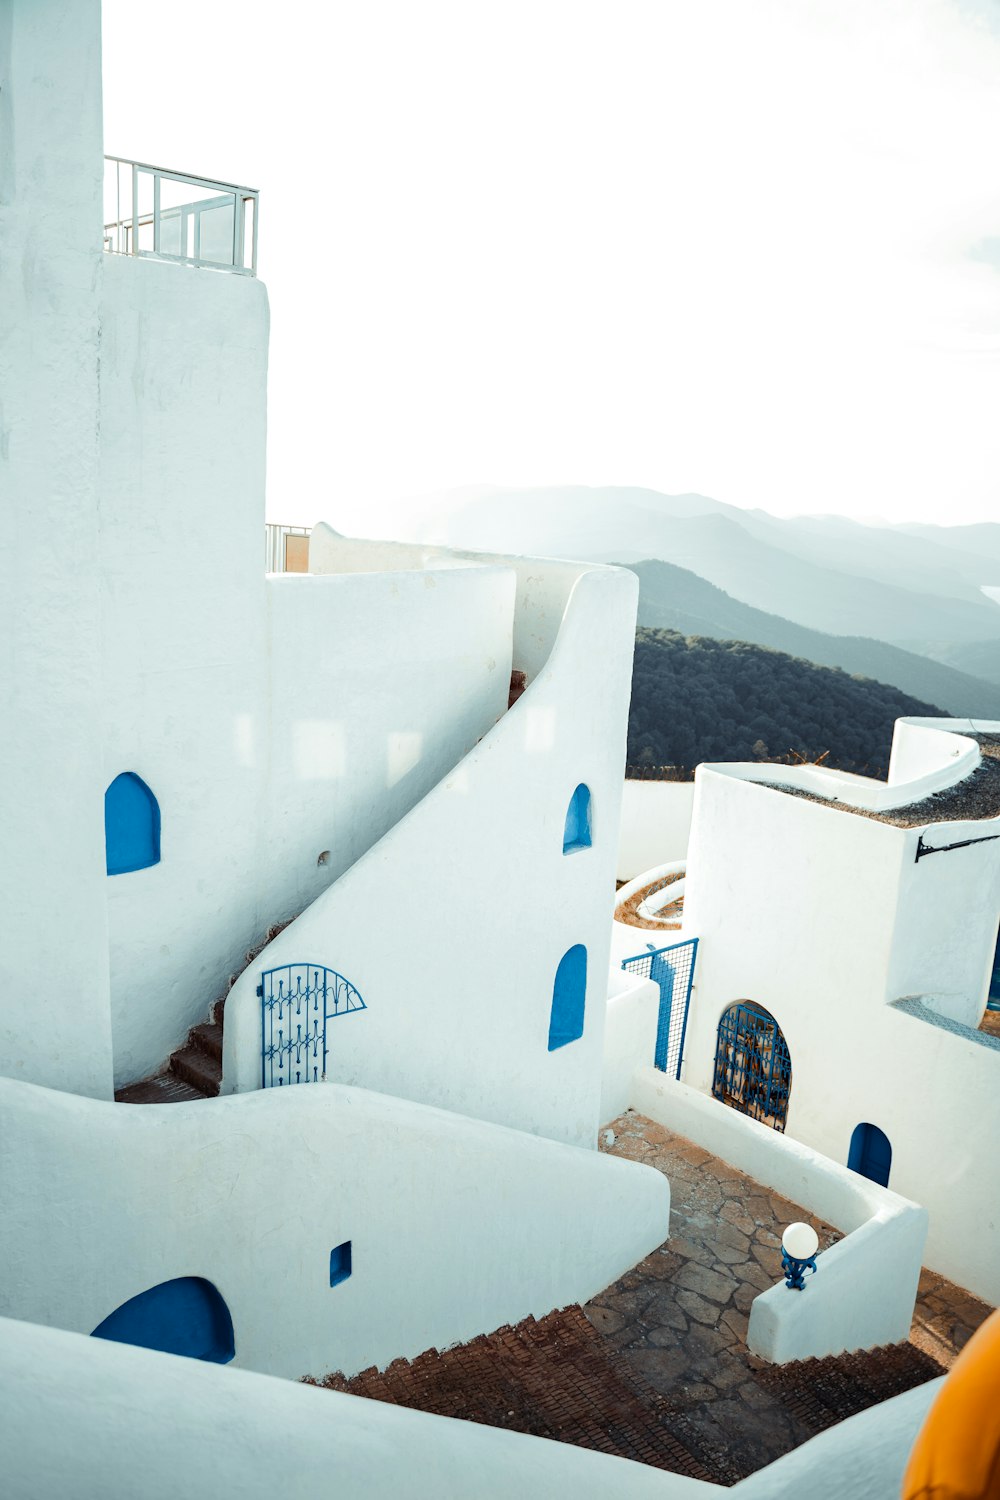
[848,1123,892,1188]
[549,944,587,1050]
[105,772,160,875]
[330,1240,352,1287]
[563,784,592,854]
[91,1277,234,1363]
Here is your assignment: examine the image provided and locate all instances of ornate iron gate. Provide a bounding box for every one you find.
[621,938,698,1080]
[257,964,366,1089]
[712,1001,791,1131]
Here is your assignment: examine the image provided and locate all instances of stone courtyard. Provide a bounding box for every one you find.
[587,1110,992,1476]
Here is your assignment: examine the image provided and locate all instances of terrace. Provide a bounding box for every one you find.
[103,156,258,275]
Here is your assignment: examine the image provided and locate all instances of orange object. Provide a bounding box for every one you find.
[902,1308,1000,1499]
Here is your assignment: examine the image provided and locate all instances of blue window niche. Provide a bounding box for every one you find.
[105,772,161,875]
[847,1122,892,1188]
[548,944,587,1050]
[91,1277,235,1363]
[563,783,593,854]
[330,1241,352,1287]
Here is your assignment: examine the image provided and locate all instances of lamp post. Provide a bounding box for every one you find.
[781,1222,819,1290]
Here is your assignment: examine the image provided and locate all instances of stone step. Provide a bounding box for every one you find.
[170,1044,221,1097]
[115,1073,206,1104]
[188,1021,223,1063]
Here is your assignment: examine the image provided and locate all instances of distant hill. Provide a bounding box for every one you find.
[626,558,1000,720]
[391,485,1000,650]
[629,629,942,774]
[922,637,1000,690]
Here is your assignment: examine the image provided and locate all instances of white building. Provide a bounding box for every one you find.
[0,4,985,1496]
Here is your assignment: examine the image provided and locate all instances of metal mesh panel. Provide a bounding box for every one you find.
[621,938,698,1080]
[257,964,365,1089]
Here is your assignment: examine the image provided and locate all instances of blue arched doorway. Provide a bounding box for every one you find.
[712,1001,792,1132]
[848,1122,892,1188]
[105,772,160,875]
[91,1277,235,1363]
[548,945,587,1050]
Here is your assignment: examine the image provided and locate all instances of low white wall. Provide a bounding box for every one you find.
[0,1315,705,1500]
[617,782,696,880]
[223,563,638,1149]
[601,971,659,1126]
[0,1075,669,1381]
[701,715,982,815]
[629,1072,927,1363]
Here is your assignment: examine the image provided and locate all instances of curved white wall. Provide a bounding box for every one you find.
[617,782,696,880]
[223,560,638,1149]
[0,1075,669,1380]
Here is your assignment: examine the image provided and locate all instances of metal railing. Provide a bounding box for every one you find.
[622,937,698,1079]
[265,524,312,573]
[104,156,259,276]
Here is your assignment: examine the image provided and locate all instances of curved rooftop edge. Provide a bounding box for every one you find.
[697,716,1000,820]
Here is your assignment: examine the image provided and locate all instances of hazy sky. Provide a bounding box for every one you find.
[102,0,1000,531]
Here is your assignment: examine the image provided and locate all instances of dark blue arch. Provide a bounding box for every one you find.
[91,1276,235,1363]
[563,784,593,854]
[548,944,587,1050]
[105,772,160,875]
[847,1122,892,1188]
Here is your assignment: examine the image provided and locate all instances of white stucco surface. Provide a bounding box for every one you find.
[680,728,1000,1304]
[0,1311,937,1500]
[224,557,638,1148]
[601,971,659,1125]
[628,1073,927,1362]
[0,1075,669,1379]
[617,781,696,880]
[0,0,113,1099]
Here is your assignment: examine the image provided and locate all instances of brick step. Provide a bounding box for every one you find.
[309,1305,728,1482]
[188,1021,223,1063]
[755,1340,946,1435]
[170,1044,221,1097]
[115,1072,206,1104]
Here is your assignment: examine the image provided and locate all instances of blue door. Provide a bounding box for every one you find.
[848,1122,892,1188]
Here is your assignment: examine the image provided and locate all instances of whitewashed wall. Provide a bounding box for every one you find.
[617,781,696,880]
[0,0,113,1099]
[0,1075,668,1379]
[99,254,271,1084]
[630,1073,927,1362]
[680,734,1000,1304]
[225,559,638,1148]
[262,568,514,924]
[601,971,659,1125]
[0,1310,939,1500]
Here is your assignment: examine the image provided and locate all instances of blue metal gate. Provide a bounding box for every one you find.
[621,938,698,1079]
[257,964,366,1089]
[712,1001,791,1131]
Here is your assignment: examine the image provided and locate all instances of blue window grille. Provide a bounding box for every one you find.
[848,1122,892,1188]
[330,1241,352,1287]
[989,920,1000,1008]
[91,1277,234,1363]
[549,945,587,1050]
[712,1001,791,1132]
[621,938,698,1079]
[105,772,160,875]
[562,784,593,854]
[258,964,366,1089]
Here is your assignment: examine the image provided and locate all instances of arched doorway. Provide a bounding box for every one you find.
[848,1122,892,1187]
[91,1276,234,1363]
[712,1001,792,1132]
[105,771,160,875]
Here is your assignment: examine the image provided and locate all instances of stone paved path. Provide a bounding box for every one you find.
[585,1110,992,1478]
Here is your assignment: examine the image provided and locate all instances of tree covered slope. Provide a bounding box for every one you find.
[629,629,942,774]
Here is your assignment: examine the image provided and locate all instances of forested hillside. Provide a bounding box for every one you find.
[626,558,1000,718]
[628,629,941,775]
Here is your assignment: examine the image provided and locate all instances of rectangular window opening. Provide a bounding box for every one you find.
[330,1240,352,1287]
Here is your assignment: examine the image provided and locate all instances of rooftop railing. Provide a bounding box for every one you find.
[104,156,258,276]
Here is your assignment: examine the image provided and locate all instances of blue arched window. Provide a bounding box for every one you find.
[91,1277,234,1363]
[563,784,592,854]
[548,944,587,1050]
[105,772,160,875]
[848,1122,892,1188]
